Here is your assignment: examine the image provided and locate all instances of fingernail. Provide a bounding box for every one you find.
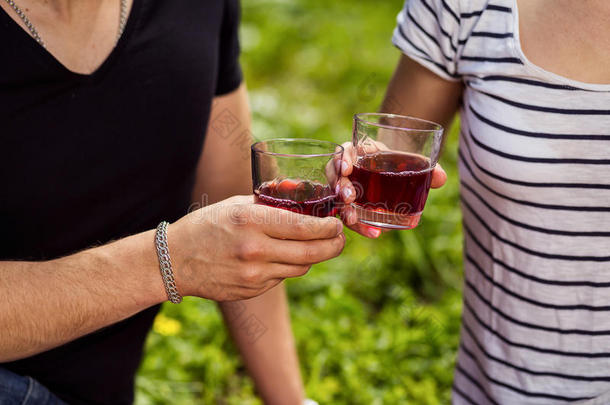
[368,228,381,238]
[348,210,358,225]
[341,161,349,174]
[342,187,352,200]
[335,183,341,195]
[336,220,344,234]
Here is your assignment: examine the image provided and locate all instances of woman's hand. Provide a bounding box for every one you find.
[170,195,345,301]
[336,142,447,238]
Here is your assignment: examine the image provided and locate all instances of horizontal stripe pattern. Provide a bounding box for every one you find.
[465,278,610,335]
[458,147,610,190]
[476,75,585,90]
[459,343,592,401]
[480,90,610,115]
[462,298,610,358]
[469,104,610,140]
[393,0,610,402]
[461,311,610,384]
[460,4,512,18]
[465,253,610,311]
[461,55,522,64]
[463,224,610,287]
[466,128,610,164]
[462,183,610,236]
[460,135,610,211]
[458,31,513,45]
[459,133,610,208]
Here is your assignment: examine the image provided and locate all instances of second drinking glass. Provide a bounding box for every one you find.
[347,113,443,229]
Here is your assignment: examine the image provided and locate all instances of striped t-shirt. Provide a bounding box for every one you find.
[393,0,610,403]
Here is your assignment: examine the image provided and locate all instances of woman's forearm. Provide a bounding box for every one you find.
[0,229,166,362]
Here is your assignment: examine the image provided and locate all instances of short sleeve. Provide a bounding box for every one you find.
[215,0,243,95]
[392,0,462,81]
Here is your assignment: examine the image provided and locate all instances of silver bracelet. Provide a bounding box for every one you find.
[154,221,183,304]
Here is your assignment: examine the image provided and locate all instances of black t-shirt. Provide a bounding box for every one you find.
[0,0,242,403]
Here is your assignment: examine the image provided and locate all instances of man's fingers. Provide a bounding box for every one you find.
[325,146,344,189]
[431,164,447,188]
[257,206,343,240]
[269,234,346,266]
[266,264,312,280]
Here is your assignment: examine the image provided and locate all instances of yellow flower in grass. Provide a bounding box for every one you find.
[153,313,182,336]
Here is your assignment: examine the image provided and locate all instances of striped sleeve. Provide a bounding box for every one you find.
[392,0,462,81]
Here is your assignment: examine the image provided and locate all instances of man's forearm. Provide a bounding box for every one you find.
[219,283,304,405]
[0,230,166,362]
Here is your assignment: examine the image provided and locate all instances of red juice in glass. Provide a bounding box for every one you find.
[251,138,343,218]
[349,151,432,228]
[254,178,338,217]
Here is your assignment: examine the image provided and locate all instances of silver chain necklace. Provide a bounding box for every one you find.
[3,0,128,49]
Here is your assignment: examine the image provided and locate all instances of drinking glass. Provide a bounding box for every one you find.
[347,113,443,229]
[251,138,343,217]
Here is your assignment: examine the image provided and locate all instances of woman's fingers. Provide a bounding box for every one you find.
[347,222,381,239]
[340,141,355,176]
[339,203,358,226]
[265,264,311,279]
[339,205,381,238]
[338,176,357,204]
[431,164,447,188]
[325,151,342,188]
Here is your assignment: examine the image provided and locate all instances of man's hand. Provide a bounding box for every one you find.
[171,195,345,301]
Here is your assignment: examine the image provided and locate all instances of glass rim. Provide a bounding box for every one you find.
[354,113,443,134]
[251,138,344,158]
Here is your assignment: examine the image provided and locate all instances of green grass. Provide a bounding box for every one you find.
[136,0,463,403]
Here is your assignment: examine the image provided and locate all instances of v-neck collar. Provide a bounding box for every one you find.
[0,0,142,81]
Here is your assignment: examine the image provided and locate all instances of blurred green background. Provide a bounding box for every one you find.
[136,0,463,403]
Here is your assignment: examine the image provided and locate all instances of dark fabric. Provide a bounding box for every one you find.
[0,368,67,405]
[0,0,242,403]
